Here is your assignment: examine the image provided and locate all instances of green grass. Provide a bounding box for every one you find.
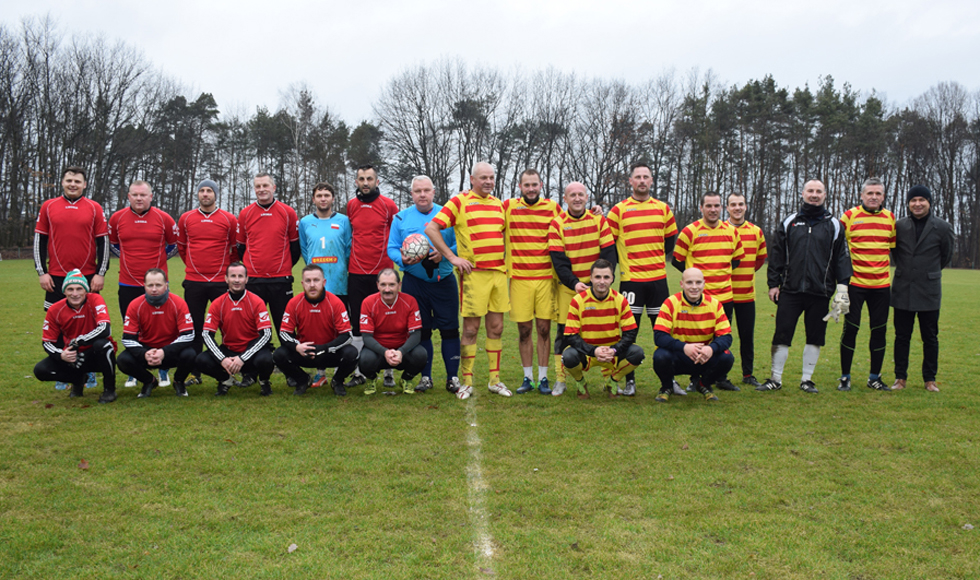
[1,259,978,579]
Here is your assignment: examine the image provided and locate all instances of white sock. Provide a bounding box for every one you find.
[771,344,790,383]
[523,366,533,380]
[801,344,821,382]
[538,366,549,382]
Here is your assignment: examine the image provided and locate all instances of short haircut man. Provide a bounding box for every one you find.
[725,193,768,387]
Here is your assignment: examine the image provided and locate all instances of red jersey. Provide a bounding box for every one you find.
[359,292,422,349]
[203,291,272,352]
[281,292,351,344]
[177,208,239,283]
[42,293,112,352]
[123,294,194,349]
[109,207,178,286]
[236,200,300,278]
[35,195,109,277]
[346,195,398,275]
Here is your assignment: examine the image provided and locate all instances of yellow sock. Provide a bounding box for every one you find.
[461,344,477,386]
[612,360,637,382]
[554,353,566,382]
[567,362,584,381]
[486,338,502,385]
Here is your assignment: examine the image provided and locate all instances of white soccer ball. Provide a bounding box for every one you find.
[402,233,430,263]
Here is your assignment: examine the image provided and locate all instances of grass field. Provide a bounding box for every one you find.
[1,258,978,579]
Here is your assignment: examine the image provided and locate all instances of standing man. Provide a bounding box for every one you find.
[503,169,561,395]
[652,268,734,403]
[672,191,744,391]
[298,181,352,388]
[726,193,767,388]
[547,181,616,396]
[109,180,179,387]
[837,178,896,391]
[425,161,511,399]
[387,175,462,394]
[236,172,300,340]
[890,185,953,392]
[345,164,399,388]
[196,263,276,396]
[33,270,117,403]
[561,259,644,398]
[273,265,358,396]
[177,179,238,386]
[358,269,427,395]
[759,179,852,394]
[117,269,196,398]
[606,162,678,396]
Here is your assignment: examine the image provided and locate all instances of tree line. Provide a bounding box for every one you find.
[2,18,978,267]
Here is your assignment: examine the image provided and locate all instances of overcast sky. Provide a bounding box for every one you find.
[5,0,980,123]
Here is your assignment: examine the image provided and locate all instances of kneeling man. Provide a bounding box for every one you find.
[652,268,734,402]
[273,265,359,396]
[358,269,427,395]
[117,268,196,397]
[562,259,645,398]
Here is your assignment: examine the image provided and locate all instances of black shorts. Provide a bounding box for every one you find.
[772,292,830,346]
[619,279,669,318]
[348,273,379,335]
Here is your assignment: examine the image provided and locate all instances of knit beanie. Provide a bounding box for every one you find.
[198,179,220,195]
[907,185,932,204]
[62,269,89,293]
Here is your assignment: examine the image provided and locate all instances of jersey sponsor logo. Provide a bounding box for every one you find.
[341,311,350,323]
[124,316,131,326]
[184,313,193,324]
[232,307,242,312]
[413,311,421,322]
[43,320,49,331]
[359,314,369,325]
[152,311,165,316]
[260,213,273,217]
[95,304,107,315]
[134,220,147,224]
[311,256,338,264]
[697,233,709,238]
[259,311,270,322]
[585,306,597,311]
[385,310,397,316]
[205,314,212,324]
[282,313,291,324]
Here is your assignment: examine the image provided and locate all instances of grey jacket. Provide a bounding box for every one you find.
[891,213,953,311]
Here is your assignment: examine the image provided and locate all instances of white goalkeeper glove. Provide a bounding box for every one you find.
[823,284,850,323]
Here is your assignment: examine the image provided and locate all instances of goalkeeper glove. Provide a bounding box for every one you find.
[823,284,850,323]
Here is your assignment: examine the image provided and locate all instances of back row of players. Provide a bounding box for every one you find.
[33,162,953,403]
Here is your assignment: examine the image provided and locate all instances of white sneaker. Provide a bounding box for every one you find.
[456,383,473,400]
[488,382,512,397]
[158,369,171,387]
[551,381,566,396]
[672,380,688,396]
[124,376,137,388]
[383,369,396,388]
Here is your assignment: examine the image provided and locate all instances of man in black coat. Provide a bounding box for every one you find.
[890,185,953,393]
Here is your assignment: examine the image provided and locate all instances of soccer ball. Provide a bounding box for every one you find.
[402,233,430,263]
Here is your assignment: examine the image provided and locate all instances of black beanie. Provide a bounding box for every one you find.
[907,185,932,204]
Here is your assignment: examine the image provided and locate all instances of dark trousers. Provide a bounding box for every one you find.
[273,344,359,385]
[620,278,669,382]
[840,286,890,376]
[246,278,293,338]
[34,338,116,390]
[772,292,829,346]
[730,301,756,377]
[195,345,275,382]
[893,309,940,382]
[117,346,196,384]
[358,346,428,380]
[118,284,145,318]
[347,273,378,336]
[653,347,734,392]
[182,280,228,357]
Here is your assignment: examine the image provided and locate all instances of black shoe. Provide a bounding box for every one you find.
[800,380,819,394]
[344,374,366,389]
[695,381,719,401]
[331,378,347,397]
[742,375,761,388]
[715,379,740,391]
[756,378,782,391]
[867,377,891,391]
[215,379,232,396]
[138,379,158,398]
[69,383,85,398]
[837,377,851,391]
[259,379,272,396]
[173,381,188,397]
[98,389,117,404]
[293,378,310,396]
[238,374,256,389]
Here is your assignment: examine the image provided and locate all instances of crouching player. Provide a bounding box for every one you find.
[358,269,427,395]
[273,265,359,396]
[117,268,196,398]
[561,260,644,398]
[652,268,734,402]
[33,269,118,403]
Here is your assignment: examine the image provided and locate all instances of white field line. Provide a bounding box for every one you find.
[464,396,494,573]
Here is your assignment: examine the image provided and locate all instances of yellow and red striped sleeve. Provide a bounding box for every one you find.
[504,197,561,280]
[564,289,636,346]
[654,293,731,345]
[548,212,615,283]
[673,220,744,303]
[730,221,767,303]
[433,191,506,272]
[841,206,896,289]
[607,197,677,282]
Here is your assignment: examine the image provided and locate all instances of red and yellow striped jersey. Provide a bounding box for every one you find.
[503,196,561,280]
[564,288,637,347]
[548,212,615,283]
[728,220,767,303]
[654,292,731,345]
[606,196,677,282]
[841,206,896,289]
[673,219,745,303]
[433,190,506,272]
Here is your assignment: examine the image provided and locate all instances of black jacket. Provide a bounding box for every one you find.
[891,212,953,312]
[767,204,852,297]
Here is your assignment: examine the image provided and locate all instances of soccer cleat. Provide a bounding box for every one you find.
[345,373,367,389]
[383,369,396,389]
[85,372,98,389]
[364,377,380,396]
[575,378,589,399]
[715,379,740,392]
[184,374,202,386]
[215,378,235,396]
[416,376,434,392]
[98,389,117,404]
[799,380,819,394]
[331,378,347,396]
[867,378,890,391]
[238,374,257,389]
[742,375,761,388]
[137,379,158,398]
[259,379,272,396]
[671,380,688,396]
[537,377,552,395]
[399,377,414,395]
[516,377,535,394]
[756,378,782,391]
[488,382,512,397]
[293,377,310,396]
[551,381,566,396]
[311,370,329,388]
[655,390,671,403]
[604,380,619,398]
[124,376,138,388]
[456,383,473,400]
[173,381,188,397]
[696,382,719,402]
[69,383,85,398]
[446,376,461,394]
[55,381,69,391]
[158,368,171,387]
[617,378,636,397]
[837,377,852,391]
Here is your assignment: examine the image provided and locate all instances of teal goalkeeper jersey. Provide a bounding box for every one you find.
[299,212,352,296]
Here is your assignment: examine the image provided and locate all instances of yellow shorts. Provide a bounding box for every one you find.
[509,278,557,322]
[556,284,580,325]
[460,269,509,318]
